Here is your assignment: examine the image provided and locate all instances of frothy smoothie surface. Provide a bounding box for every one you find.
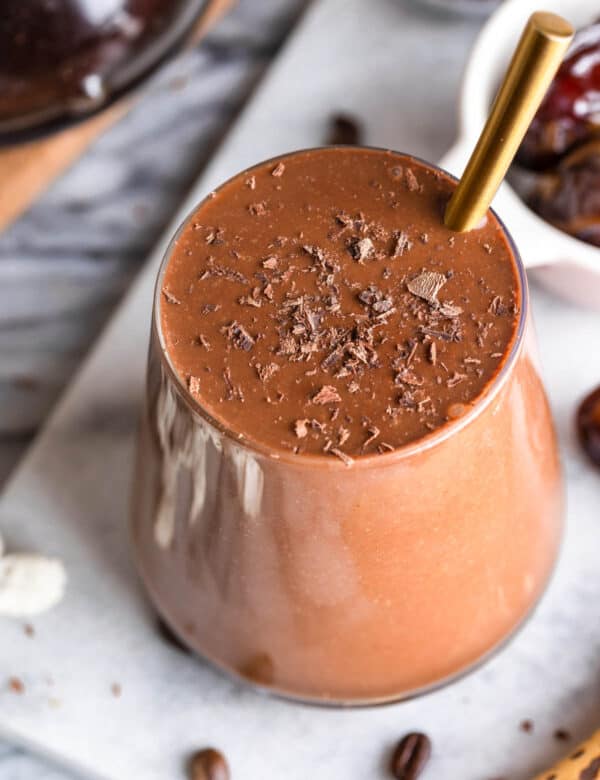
[160,148,520,461]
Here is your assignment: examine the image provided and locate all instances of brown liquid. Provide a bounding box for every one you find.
[161,148,520,460]
[132,148,562,703]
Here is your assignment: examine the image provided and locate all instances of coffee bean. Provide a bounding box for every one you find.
[577,385,600,467]
[391,732,431,780]
[554,728,571,742]
[189,748,229,780]
[327,114,362,146]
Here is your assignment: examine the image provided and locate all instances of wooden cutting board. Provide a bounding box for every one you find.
[0,0,234,234]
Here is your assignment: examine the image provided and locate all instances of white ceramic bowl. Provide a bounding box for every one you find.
[440,0,600,309]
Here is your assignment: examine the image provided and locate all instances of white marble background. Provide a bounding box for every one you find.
[0,1,494,776]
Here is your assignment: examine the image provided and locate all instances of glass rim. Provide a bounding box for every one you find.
[152,145,529,470]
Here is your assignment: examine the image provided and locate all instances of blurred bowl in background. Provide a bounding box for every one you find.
[0,0,212,142]
[441,0,600,310]
[411,0,502,17]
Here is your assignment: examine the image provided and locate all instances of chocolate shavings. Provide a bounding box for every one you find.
[392,231,413,257]
[248,201,268,216]
[162,289,181,305]
[222,321,255,351]
[362,426,380,451]
[350,237,375,262]
[188,376,201,395]
[294,419,309,438]
[311,385,342,405]
[256,362,280,382]
[223,368,244,401]
[407,271,447,306]
[329,447,354,466]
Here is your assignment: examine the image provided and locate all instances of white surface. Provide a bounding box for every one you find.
[0,0,599,778]
[442,0,600,308]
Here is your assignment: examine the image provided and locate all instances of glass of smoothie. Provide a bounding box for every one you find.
[131,146,563,704]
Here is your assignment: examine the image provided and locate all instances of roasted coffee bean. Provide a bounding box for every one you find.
[327,114,362,146]
[391,732,431,780]
[189,748,229,780]
[577,385,600,467]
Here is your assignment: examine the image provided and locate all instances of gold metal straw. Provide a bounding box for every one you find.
[444,11,574,232]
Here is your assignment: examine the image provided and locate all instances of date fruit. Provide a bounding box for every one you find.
[528,140,600,246]
[577,385,600,468]
[519,20,600,170]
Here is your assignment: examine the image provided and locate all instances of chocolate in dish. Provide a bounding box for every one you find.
[0,0,203,135]
[160,147,520,462]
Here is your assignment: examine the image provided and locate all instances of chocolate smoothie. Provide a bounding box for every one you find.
[132,148,562,703]
[161,148,519,459]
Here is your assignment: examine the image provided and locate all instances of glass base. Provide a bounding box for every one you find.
[150,553,559,709]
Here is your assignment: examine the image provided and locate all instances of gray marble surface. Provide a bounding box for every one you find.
[0,1,307,776]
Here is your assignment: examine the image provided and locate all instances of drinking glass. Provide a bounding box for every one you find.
[131,150,563,705]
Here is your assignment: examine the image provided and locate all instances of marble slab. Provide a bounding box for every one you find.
[1,0,600,778]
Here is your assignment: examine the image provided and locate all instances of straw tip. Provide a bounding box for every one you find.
[530,11,574,41]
